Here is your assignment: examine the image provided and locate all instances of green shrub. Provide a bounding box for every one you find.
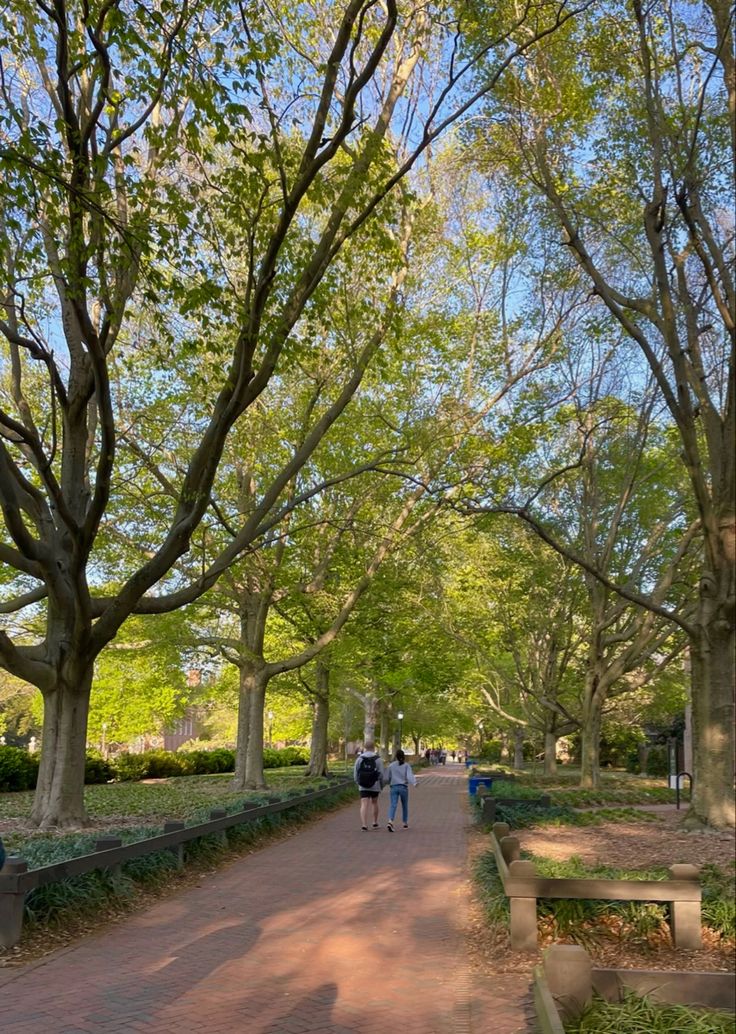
[0,746,39,791]
[279,746,309,766]
[479,739,503,763]
[263,747,308,768]
[84,751,114,784]
[644,745,669,777]
[112,748,236,781]
[207,748,235,773]
[112,753,150,781]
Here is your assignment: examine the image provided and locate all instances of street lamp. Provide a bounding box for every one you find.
[397,711,404,750]
[267,710,274,749]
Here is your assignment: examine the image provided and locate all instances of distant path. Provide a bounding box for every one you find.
[0,764,533,1033]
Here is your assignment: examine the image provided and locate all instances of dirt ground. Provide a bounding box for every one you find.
[465,812,736,977]
[518,807,736,870]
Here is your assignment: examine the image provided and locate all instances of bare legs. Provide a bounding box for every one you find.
[360,795,380,828]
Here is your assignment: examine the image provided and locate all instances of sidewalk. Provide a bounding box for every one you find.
[0,765,534,1034]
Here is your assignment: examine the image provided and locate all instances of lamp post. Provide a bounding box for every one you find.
[267,710,274,749]
[101,721,108,759]
[397,711,404,751]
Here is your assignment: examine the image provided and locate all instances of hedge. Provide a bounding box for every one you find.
[0,744,309,790]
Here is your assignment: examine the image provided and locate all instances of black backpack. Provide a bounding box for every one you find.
[357,754,379,788]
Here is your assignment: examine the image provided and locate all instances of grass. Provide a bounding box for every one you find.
[565,991,735,1033]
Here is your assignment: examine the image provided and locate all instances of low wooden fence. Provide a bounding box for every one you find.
[488,821,702,952]
[534,944,734,1033]
[0,777,353,948]
[479,793,550,823]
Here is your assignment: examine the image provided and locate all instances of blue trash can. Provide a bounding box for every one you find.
[468,776,493,795]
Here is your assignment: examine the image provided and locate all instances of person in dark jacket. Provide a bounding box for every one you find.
[353,741,385,831]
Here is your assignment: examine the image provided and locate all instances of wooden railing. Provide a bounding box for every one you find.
[488,821,702,952]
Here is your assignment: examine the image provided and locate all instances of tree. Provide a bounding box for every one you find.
[476,0,734,824]
[0,0,587,827]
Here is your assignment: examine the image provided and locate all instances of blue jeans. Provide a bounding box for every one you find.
[388,784,409,823]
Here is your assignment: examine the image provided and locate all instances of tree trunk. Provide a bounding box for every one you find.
[580,684,603,789]
[362,695,378,744]
[686,594,735,828]
[306,661,330,777]
[513,727,524,770]
[379,705,390,760]
[232,665,269,790]
[543,730,558,776]
[31,665,93,829]
[501,735,512,763]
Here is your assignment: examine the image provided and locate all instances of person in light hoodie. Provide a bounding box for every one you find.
[385,749,417,831]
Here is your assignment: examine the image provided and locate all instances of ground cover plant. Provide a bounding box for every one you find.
[0,768,333,854]
[564,991,735,1034]
[470,790,661,830]
[496,804,662,829]
[472,767,688,808]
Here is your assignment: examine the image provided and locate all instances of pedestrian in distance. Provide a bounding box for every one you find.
[354,740,386,831]
[386,749,417,831]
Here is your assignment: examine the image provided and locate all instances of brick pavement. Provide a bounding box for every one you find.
[0,765,534,1034]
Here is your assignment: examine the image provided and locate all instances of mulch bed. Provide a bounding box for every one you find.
[465,815,735,977]
[518,808,735,870]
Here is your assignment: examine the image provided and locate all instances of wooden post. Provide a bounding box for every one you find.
[491,822,510,841]
[95,837,123,881]
[543,944,593,1021]
[482,797,497,824]
[500,836,521,864]
[163,821,186,869]
[508,859,538,951]
[209,809,228,847]
[668,864,701,949]
[0,857,28,948]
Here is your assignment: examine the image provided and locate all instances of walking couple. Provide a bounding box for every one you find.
[353,742,417,831]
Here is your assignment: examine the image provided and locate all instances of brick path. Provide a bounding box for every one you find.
[0,765,534,1034]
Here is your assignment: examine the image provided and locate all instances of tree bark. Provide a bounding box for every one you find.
[231,664,269,790]
[543,730,558,776]
[379,704,390,760]
[580,681,603,789]
[31,665,93,828]
[686,567,736,828]
[306,660,330,777]
[362,695,378,745]
[513,727,524,770]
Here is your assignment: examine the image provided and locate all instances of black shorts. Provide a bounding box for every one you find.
[359,790,380,798]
